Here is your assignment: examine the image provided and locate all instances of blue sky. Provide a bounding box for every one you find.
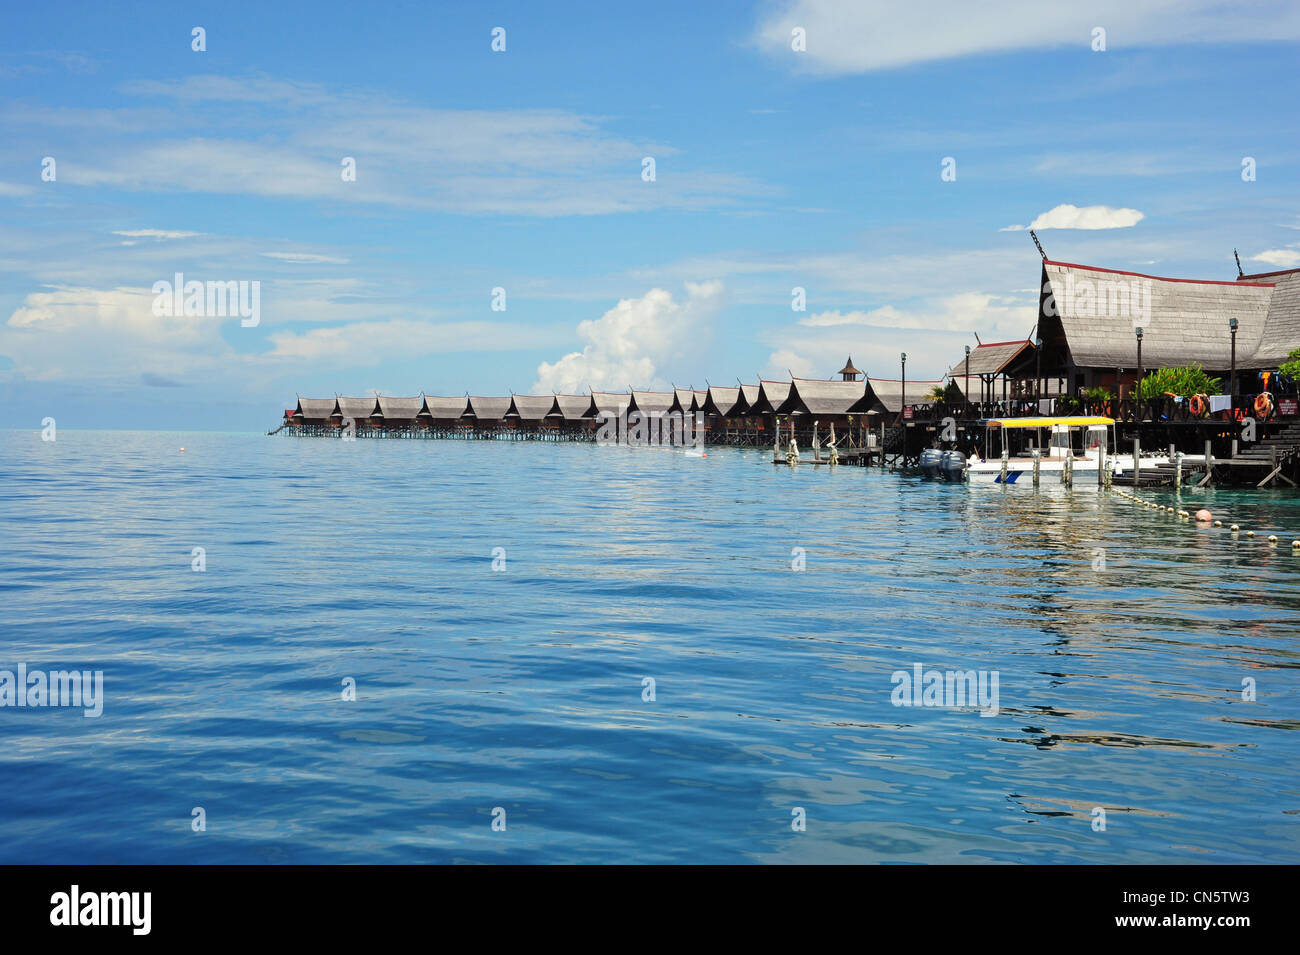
[1,0,1298,430]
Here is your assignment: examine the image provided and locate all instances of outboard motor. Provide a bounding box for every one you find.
[920,448,943,479]
[940,450,967,481]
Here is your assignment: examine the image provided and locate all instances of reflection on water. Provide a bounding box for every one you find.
[0,430,1297,863]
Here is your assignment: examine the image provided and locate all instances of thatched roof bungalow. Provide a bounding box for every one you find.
[701,385,742,417]
[375,396,424,425]
[337,396,380,425]
[775,378,872,417]
[294,397,339,425]
[421,396,470,422]
[747,380,792,415]
[865,377,946,414]
[1037,259,1300,395]
[507,395,559,422]
[628,391,674,416]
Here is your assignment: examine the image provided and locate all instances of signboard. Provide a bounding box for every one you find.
[1279,397,1298,416]
[903,406,914,420]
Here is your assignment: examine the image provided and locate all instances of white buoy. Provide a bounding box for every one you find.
[1231,524,1240,532]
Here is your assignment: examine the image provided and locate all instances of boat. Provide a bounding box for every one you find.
[967,416,1115,486]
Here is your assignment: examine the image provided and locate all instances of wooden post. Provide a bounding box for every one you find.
[1175,452,1183,489]
[1063,448,1073,488]
[1133,435,1141,486]
[1199,439,1214,487]
[1032,448,1040,487]
[1001,445,1009,484]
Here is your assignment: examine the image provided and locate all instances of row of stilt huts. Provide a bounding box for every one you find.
[279,364,947,452]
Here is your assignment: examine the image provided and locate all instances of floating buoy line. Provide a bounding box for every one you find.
[1107,487,1300,549]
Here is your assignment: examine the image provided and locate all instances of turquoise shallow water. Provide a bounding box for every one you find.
[1,429,1298,863]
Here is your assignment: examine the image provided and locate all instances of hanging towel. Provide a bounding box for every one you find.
[1209,394,1232,413]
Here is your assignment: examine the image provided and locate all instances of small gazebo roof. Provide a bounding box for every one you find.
[837,356,862,378]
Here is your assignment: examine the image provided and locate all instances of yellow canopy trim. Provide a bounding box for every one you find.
[987,416,1115,429]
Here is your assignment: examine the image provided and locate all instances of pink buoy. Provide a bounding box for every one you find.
[1196,509,1212,523]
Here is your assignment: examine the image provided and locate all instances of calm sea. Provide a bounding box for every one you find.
[1,430,1298,863]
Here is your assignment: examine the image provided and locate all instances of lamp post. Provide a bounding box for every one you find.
[964,345,971,417]
[1135,326,1144,421]
[1229,317,1238,403]
[900,352,907,421]
[1034,335,1042,415]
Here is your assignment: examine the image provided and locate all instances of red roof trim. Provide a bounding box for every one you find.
[1239,268,1300,280]
[1044,259,1275,288]
[976,339,1032,349]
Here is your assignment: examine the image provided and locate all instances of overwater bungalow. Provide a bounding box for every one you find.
[701,385,741,417]
[375,396,424,432]
[337,396,380,430]
[628,390,674,418]
[291,397,339,429]
[1036,259,1300,404]
[945,340,1036,406]
[748,380,792,416]
[467,395,512,426]
[865,377,946,418]
[421,395,471,430]
[585,391,628,420]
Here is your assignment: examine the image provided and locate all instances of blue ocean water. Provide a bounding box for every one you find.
[1,429,1297,864]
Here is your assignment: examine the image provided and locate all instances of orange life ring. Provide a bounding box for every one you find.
[1189,394,1206,416]
[1256,392,1274,416]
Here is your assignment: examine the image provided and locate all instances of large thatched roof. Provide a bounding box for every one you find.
[1041,260,1279,369]
[776,378,872,416]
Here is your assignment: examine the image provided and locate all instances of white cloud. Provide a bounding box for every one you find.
[753,0,1300,74]
[261,251,350,265]
[265,319,549,364]
[1001,203,1144,231]
[765,290,1036,380]
[532,281,724,393]
[10,76,762,217]
[1250,248,1300,268]
[112,229,204,239]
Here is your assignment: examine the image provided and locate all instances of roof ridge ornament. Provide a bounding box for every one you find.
[1234,248,1244,278]
[1029,229,1047,260]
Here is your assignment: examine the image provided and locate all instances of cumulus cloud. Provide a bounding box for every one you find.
[753,0,1300,73]
[1000,204,1144,231]
[532,281,724,393]
[1250,247,1300,268]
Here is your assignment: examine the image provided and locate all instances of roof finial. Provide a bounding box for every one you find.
[1234,248,1244,278]
[1029,229,1047,260]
